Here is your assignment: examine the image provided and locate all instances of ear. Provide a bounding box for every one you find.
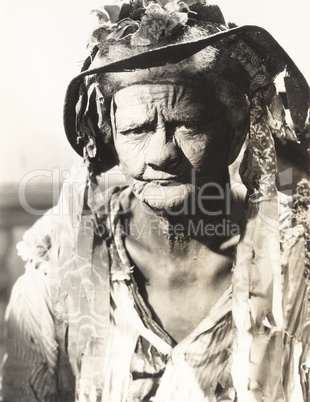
[228,119,249,165]
[110,97,117,138]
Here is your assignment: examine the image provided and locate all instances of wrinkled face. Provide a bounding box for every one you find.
[111,83,232,210]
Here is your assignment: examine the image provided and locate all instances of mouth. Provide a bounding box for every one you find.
[148,179,184,187]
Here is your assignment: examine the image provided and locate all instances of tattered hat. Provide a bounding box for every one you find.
[63,0,309,169]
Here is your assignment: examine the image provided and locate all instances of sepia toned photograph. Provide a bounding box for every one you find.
[0,0,309,401]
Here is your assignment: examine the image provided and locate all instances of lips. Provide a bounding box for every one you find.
[148,179,184,186]
[140,173,190,186]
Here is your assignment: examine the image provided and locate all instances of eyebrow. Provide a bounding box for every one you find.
[116,111,157,133]
[115,102,217,133]
[118,122,155,134]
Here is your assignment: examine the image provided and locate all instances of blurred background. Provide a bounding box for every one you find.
[0,0,309,362]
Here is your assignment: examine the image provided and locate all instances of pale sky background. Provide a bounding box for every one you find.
[0,0,309,184]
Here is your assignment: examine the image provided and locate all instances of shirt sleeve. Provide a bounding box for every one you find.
[2,211,59,402]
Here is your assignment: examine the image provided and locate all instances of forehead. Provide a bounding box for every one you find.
[113,84,217,124]
[114,84,208,106]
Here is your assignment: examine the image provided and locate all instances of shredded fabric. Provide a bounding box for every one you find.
[2,165,310,401]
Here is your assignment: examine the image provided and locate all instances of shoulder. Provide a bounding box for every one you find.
[279,179,310,248]
[279,180,310,289]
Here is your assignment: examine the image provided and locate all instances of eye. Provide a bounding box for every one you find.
[120,123,155,136]
[131,125,151,135]
[173,121,205,137]
[183,122,193,129]
[177,121,198,131]
[165,121,194,133]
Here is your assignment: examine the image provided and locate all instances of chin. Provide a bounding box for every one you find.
[131,180,196,211]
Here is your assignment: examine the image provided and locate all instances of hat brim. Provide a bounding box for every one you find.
[63,25,309,157]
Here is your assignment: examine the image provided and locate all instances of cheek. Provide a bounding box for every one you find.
[177,130,230,180]
[114,135,147,177]
[177,132,215,171]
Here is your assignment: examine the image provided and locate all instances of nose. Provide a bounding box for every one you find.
[145,125,181,171]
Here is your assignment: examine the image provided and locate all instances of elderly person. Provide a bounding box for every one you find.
[2,1,310,401]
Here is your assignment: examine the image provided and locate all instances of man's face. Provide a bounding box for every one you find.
[112,83,232,211]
